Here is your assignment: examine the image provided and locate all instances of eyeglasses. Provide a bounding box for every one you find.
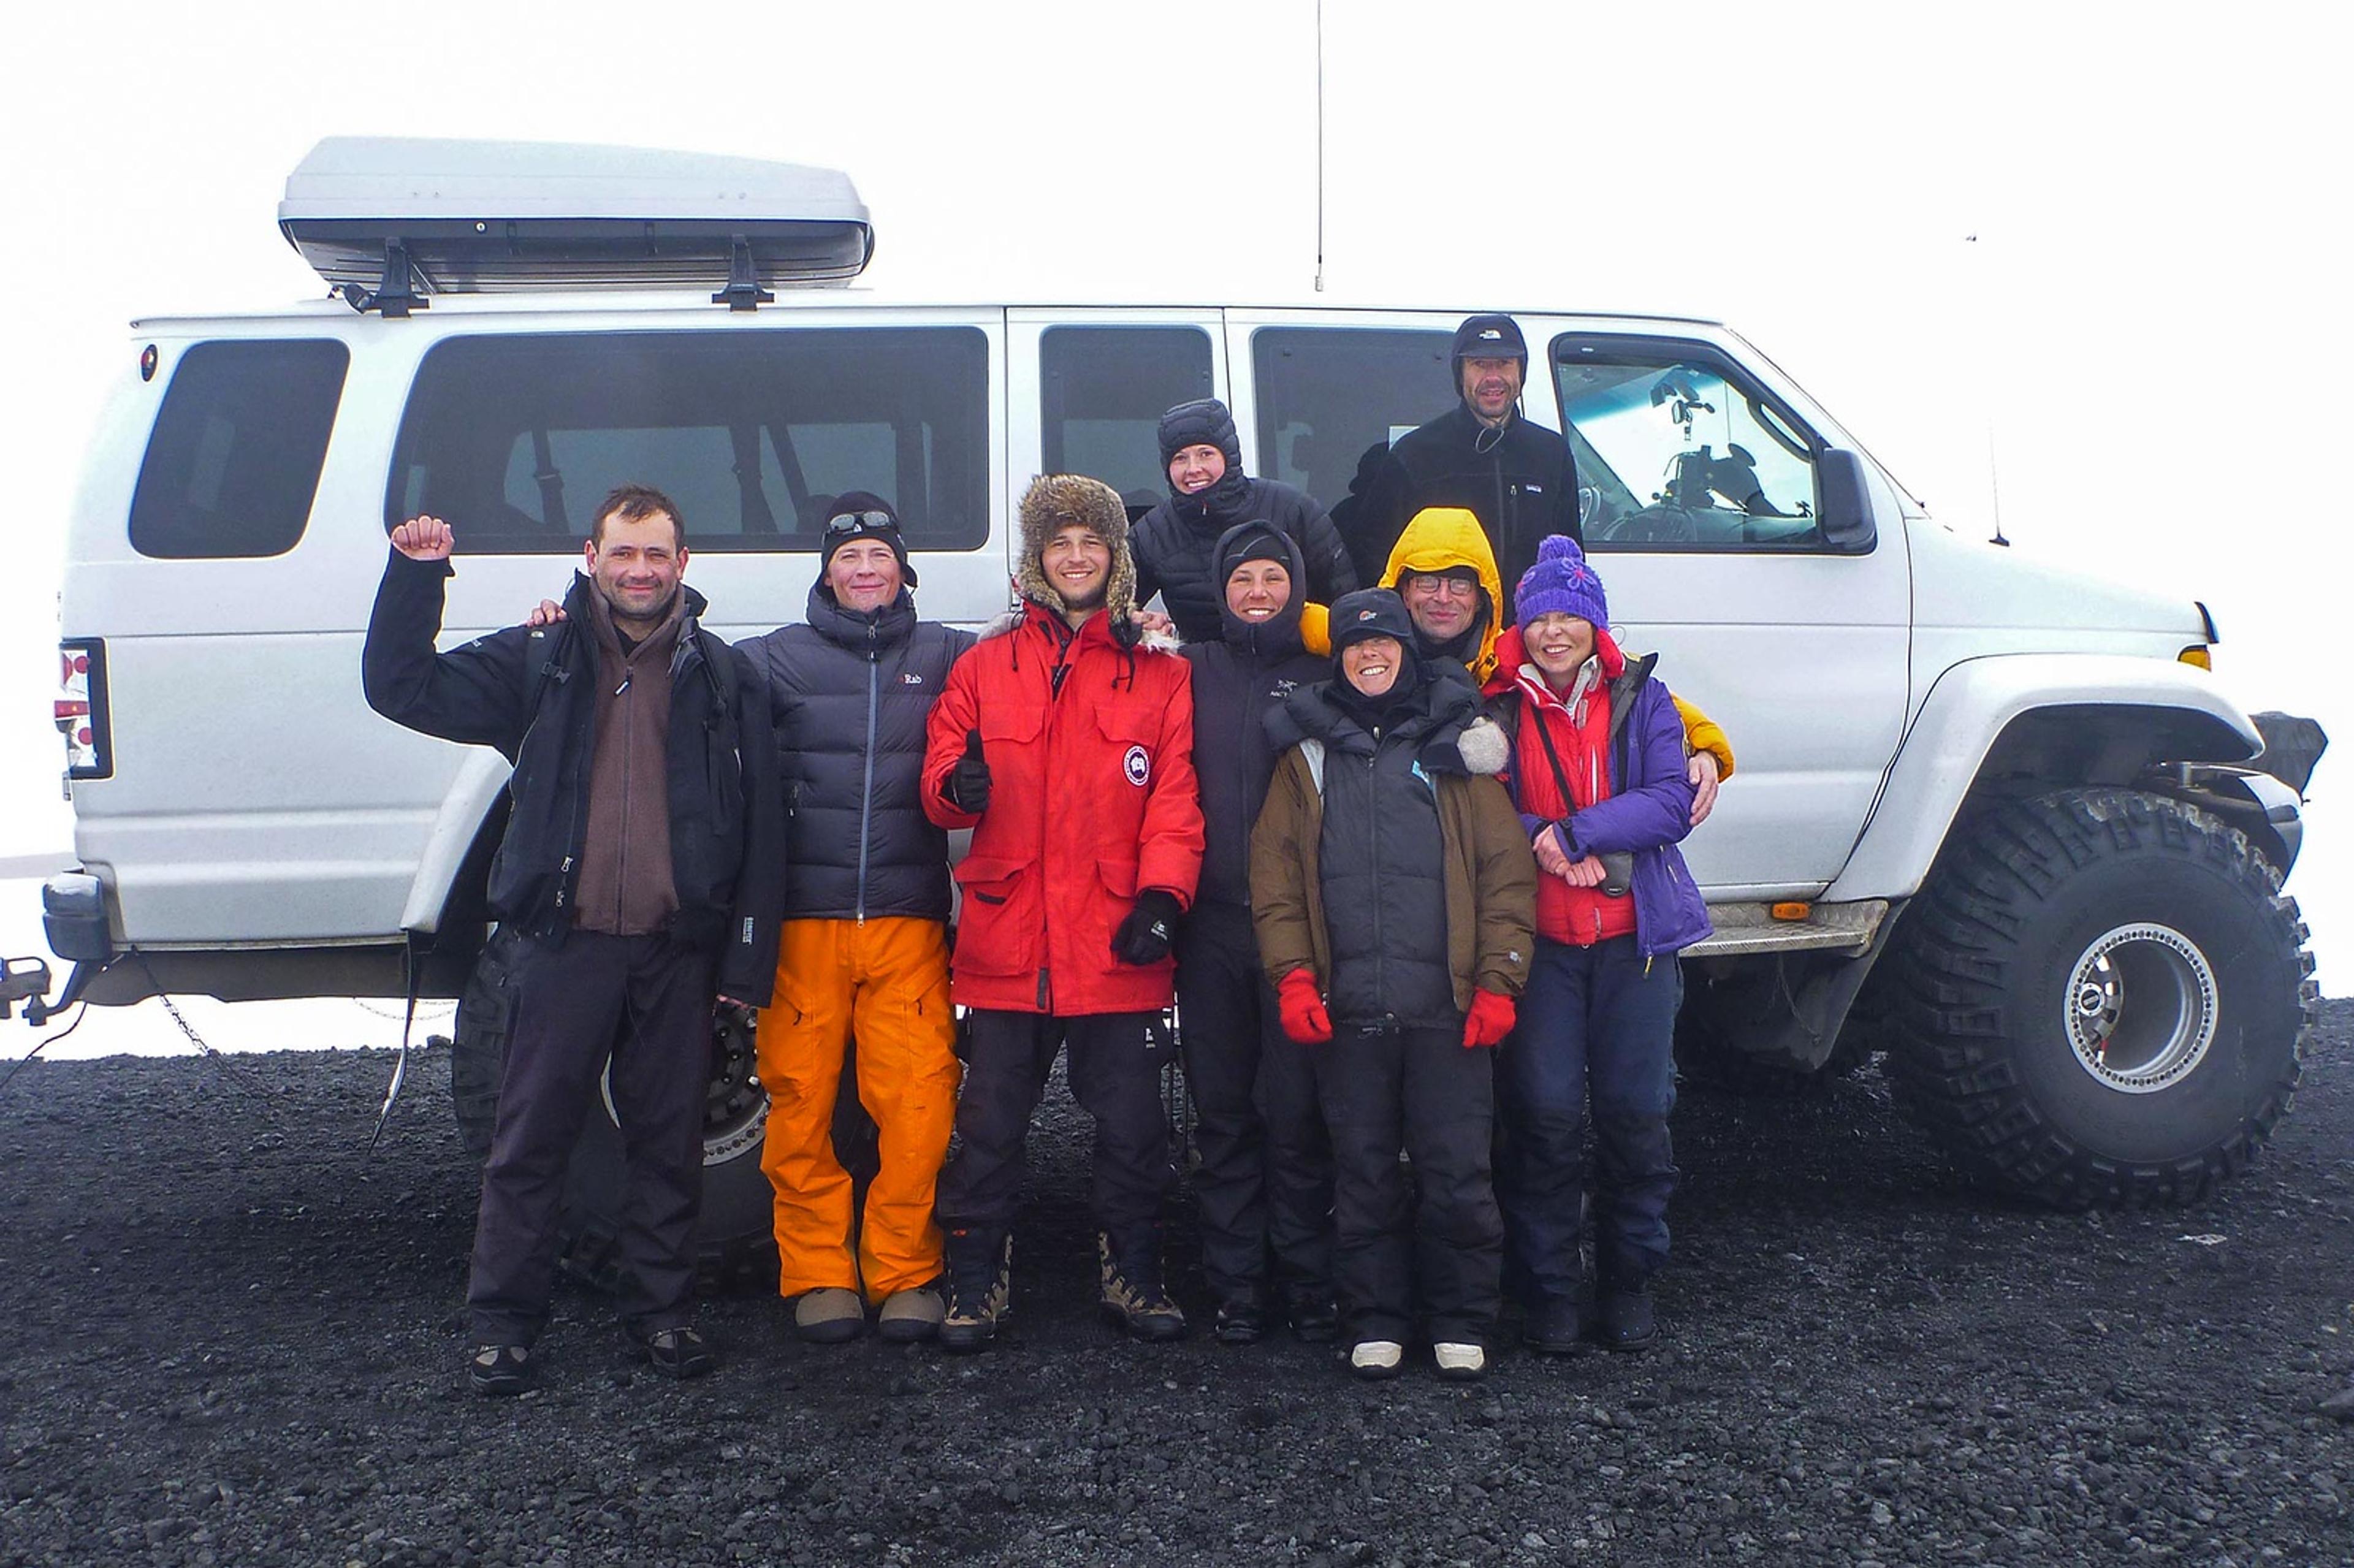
[1401,574,1480,600]
[825,509,896,536]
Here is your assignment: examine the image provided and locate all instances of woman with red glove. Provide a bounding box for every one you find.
[1483,535,1713,1357]
[1248,588,1535,1382]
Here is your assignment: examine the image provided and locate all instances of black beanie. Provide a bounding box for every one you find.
[1225,525,1290,574]
[818,489,917,588]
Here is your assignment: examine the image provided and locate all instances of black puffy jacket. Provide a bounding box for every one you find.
[1181,524,1331,912]
[1133,474,1358,644]
[737,585,975,923]
[1264,665,1493,1030]
[1350,403,1580,608]
[360,552,784,1003]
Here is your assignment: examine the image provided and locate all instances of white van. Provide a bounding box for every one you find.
[25,139,2323,1268]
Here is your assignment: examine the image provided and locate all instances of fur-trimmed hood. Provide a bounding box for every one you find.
[1015,473,1144,646]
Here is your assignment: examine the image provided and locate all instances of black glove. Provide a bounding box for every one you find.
[945,727,991,815]
[1111,889,1183,966]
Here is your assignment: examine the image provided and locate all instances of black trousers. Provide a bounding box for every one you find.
[1175,904,1332,1301]
[935,1010,1174,1237]
[468,929,715,1344]
[1313,1022,1502,1347]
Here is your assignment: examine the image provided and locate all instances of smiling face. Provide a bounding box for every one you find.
[584,511,687,628]
[1225,558,1292,622]
[1042,523,1112,612]
[1340,634,1403,698]
[1168,443,1227,495]
[1399,569,1482,645]
[827,538,904,612]
[1460,355,1524,424]
[1523,611,1596,688]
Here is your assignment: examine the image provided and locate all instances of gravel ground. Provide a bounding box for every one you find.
[2,1004,2352,1568]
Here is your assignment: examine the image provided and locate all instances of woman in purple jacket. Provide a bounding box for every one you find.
[1481,535,1713,1357]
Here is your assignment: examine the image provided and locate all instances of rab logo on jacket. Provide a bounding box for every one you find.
[1122,745,1151,786]
[899,672,925,685]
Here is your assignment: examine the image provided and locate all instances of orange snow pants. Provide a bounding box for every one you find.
[755,916,961,1300]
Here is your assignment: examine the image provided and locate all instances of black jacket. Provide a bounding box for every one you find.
[737,585,975,923]
[1181,525,1331,912]
[1266,664,1491,1030]
[361,551,784,1004]
[1133,474,1357,644]
[1350,404,1580,608]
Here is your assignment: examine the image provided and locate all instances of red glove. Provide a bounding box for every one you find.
[1462,988,1517,1049]
[1276,970,1333,1045]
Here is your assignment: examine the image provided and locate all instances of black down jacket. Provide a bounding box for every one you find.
[1133,474,1357,645]
[737,584,975,923]
[1350,403,1581,609]
[360,551,784,1004]
[1181,523,1332,913]
[1265,665,1493,1030]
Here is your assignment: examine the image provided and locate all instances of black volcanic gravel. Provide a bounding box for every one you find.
[2,1004,2352,1566]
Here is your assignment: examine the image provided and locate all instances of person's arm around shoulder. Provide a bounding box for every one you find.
[361,514,535,752]
[1672,693,1732,826]
[1567,680,1701,856]
[922,644,987,830]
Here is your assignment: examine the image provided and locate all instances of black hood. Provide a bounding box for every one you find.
[1211,520,1309,660]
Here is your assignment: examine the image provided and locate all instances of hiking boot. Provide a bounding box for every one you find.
[877,1285,945,1344]
[939,1229,1011,1353]
[1282,1286,1339,1344]
[1349,1339,1404,1380]
[1521,1295,1588,1356]
[1213,1295,1266,1345]
[1433,1342,1488,1382]
[792,1287,867,1344]
[624,1322,717,1380]
[1097,1228,1187,1343]
[467,1342,536,1396]
[1593,1285,1658,1352]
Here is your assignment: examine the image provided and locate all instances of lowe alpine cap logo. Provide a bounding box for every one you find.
[1123,744,1151,786]
[1358,607,1379,620]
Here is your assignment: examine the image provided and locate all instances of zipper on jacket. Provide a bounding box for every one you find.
[855,619,881,925]
[1366,731,1385,1016]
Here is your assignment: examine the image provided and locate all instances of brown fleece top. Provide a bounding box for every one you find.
[572,587,684,935]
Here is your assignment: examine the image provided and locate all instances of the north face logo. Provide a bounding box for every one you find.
[1478,328,1503,341]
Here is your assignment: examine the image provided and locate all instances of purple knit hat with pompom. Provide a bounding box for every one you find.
[1515,533,1608,631]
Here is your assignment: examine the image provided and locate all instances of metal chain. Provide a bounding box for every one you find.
[129,948,285,1125]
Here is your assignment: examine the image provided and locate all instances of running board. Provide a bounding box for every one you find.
[1686,899,1889,959]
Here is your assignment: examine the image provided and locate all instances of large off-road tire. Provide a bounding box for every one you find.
[447,931,782,1289]
[1886,788,2317,1208]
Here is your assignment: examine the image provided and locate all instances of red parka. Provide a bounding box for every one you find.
[923,602,1204,1015]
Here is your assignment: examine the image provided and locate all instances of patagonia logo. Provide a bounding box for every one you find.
[1123,744,1151,786]
[899,672,925,685]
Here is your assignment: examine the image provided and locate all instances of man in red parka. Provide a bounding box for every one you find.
[923,474,1205,1351]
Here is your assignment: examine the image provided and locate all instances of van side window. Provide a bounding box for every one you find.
[388,328,989,553]
[1249,326,1450,525]
[1553,335,1828,552]
[128,340,349,559]
[1039,326,1213,517]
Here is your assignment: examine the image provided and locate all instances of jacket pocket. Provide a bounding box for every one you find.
[951,854,1037,976]
[1094,704,1160,794]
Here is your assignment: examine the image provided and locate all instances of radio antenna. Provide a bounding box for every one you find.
[1314,0,1327,293]
[1966,232,2008,546]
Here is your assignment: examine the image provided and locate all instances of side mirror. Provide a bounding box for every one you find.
[1815,448,1877,552]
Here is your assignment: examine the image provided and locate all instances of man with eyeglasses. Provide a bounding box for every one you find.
[1349,314,1580,606]
[734,492,976,1347]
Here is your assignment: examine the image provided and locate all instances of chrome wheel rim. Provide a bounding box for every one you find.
[2063,923,2218,1094]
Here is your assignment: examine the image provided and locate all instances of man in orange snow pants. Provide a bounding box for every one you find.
[737,494,975,1345]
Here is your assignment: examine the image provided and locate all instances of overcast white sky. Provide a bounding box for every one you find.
[3,0,2346,1054]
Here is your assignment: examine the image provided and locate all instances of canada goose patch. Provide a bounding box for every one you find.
[1123,745,1150,786]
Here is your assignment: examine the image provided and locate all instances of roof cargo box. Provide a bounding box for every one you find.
[278,136,874,312]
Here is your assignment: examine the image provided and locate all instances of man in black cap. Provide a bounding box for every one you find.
[1132,397,1358,644]
[1348,314,1580,607]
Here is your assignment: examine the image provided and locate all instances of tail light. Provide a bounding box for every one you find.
[57,639,110,780]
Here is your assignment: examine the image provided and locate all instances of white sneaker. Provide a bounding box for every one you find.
[1433,1342,1488,1381]
[1349,1339,1404,1379]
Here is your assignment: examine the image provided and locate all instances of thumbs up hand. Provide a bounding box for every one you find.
[946,726,992,815]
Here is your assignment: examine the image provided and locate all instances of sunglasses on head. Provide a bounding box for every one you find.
[825,509,896,537]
